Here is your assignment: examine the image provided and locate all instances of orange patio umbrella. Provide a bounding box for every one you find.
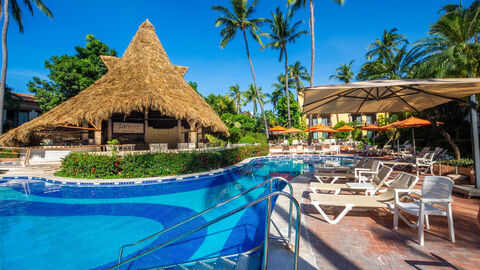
[360,124,391,145]
[306,123,329,131]
[268,125,287,132]
[280,127,306,134]
[336,125,354,131]
[389,116,443,152]
[310,126,339,133]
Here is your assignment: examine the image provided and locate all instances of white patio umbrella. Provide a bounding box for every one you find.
[303,78,480,188]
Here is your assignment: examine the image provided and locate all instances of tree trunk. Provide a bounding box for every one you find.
[309,0,315,87]
[0,0,9,135]
[438,127,461,159]
[424,114,461,159]
[242,29,269,139]
[285,50,291,128]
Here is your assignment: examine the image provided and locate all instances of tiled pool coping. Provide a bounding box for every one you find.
[0,155,356,186]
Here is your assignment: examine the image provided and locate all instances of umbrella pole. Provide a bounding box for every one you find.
[469,95,480,188]
[412,128,415,155]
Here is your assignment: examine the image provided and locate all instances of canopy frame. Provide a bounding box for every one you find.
[303,85,472,114]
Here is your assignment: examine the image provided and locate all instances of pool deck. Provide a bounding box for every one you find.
[270,169,480,270]
[2,156,479,269]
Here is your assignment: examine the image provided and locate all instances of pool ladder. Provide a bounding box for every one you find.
[109,177,301,270]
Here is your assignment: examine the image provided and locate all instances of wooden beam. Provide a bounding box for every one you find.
[87,120,99,130]
[60,125,100,131]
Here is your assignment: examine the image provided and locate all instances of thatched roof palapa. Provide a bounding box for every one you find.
[0,19,229,146]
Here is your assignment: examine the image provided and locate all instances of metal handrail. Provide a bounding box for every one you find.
[108,191,301,270]
[155,244,263,269]
[116,177,293,267]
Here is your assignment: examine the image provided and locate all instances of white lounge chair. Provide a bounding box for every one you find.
[310,166,393,196]
[314,159,382,183]
[392,176,455,246]
[309,172,419,224]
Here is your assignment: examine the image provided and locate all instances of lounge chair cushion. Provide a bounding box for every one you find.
[309,193,391,208]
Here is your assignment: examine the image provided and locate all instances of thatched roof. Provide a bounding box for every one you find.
[0,20,229,146]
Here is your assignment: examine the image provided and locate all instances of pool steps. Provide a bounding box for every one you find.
[109,181,301,270]
[147,253,261,270]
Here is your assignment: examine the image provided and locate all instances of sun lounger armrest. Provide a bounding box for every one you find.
[353,168,369,176]
[394,189,421,203]
[420,198,453,203]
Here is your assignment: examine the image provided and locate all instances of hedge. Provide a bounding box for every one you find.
[55,145,269,179]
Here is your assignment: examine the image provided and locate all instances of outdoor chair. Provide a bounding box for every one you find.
[313,145,323,154]
[436,149,452,160]
[314,159,382,183]
[415,152,436,175]
[315,157,368,174]
[397,140,410,151]
[392,176,455,246]
[310,166,393,196]
[188,143,197,150]
[415,146,431,157]
[292,139,299,146]
[329,145,340,155]
[282,145,290,155]
[309,172,419,224]
[304,145,314,154]
[177,143,188,151]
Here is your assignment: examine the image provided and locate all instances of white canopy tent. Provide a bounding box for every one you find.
[303,78,480,188]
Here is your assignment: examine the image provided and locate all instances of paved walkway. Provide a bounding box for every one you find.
[270,170,480,270]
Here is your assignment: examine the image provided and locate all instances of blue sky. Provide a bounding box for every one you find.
[6,0,469,111]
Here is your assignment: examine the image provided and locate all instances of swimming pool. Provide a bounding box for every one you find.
[0,156,353,269]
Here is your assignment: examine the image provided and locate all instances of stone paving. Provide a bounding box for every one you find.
[279,169,480,270]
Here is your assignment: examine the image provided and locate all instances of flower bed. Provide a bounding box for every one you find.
[55,145,268,179]
[434,159,474,184]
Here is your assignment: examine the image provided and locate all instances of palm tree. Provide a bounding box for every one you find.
[357,29,416,81]
[0,0,52,134]
[410,2,480,79]
[242,83,264,116]
[227,83,243,113]
[329,60,355,83]
[289,0,346,87]
[263,6,307,128]
[212,0,269,138]
[266,88,284,112]
[406,1,480,159]
[366,28,409,61]
[288,61,310,103]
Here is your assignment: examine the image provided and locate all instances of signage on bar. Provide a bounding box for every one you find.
[113,122,144,134]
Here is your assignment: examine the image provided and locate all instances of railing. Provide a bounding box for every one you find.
[110,177,299,270]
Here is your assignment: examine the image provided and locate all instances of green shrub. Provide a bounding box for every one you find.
[204,134,227,147]
[55,145,268,179]
[440,158,473,168]
[238,133,267,145]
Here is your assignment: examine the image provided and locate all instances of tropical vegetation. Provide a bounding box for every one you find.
[0,0,52,133]
[56,145,268,179]
[28,35,116,111]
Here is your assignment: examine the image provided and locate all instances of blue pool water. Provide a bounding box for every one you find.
[0,156,353,269]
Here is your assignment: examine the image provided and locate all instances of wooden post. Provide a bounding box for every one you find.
[188,121,197,144]
[107,119,112,141]
[144,111,148,143]
[82,122,89,141]
[177,120,182,143]
[94,120,102,145]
